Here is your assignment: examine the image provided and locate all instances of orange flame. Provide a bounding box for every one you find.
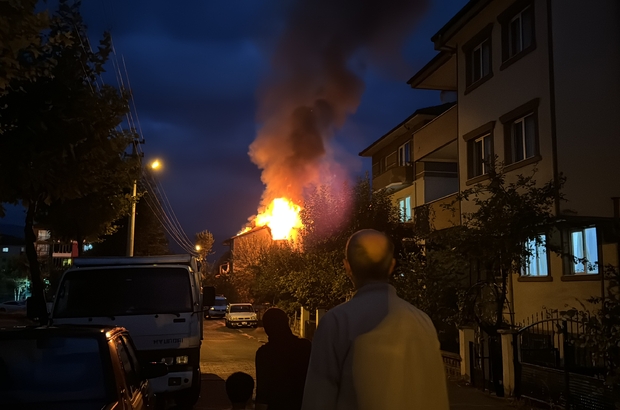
[254,197,303,241]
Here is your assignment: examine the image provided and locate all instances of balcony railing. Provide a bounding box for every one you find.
[373,165,414,190]
[413,193,460,232]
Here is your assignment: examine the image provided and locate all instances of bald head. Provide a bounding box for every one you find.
[345,229,395,283]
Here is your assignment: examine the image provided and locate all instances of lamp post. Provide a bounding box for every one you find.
[126,159,162,257]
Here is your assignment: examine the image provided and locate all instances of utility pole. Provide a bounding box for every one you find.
[126,136,143,256]
[127,178,137,256]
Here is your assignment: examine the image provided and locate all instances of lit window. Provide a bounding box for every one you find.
[522,235,548,276]
[571,227,599,274]
[399,197,411,222]
[398,141,411,166]
[37,230,50,241]
[511,113,536,162]
[2,247,8,253]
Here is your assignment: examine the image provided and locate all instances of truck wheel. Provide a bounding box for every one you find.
[175,368,201,408]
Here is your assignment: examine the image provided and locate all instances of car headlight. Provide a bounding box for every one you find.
[175,356,189,365]
[210,307,215,310]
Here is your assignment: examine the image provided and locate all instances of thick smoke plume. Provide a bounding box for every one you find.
[249,0,428,211]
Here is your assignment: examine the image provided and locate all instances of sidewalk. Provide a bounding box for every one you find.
[448,380,520,409]
[193,377,521,410]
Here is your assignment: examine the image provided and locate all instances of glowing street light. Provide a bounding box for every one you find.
[127,158,163,257]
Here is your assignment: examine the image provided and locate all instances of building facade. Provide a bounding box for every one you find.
[365,0,620,325]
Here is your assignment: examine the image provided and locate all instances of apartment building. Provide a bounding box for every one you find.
[359,102,460,230]
[365,0,620,325]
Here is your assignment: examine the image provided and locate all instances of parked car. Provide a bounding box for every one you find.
[205,295,228,319]
[0,300,26,313]
[225,303,258,328]
[0,325,167,409]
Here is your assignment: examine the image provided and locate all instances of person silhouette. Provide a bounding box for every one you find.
[255,308,311,410]
[301,229,449,410]
[225,372,255,410]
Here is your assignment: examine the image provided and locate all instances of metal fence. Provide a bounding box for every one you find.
[517,311,618,409]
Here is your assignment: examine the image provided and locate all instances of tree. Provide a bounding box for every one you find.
[443,163,562,331]
[392,242,468,352]
[86,193,170,257]
[0,255,30,301]
[0,0,137,321]
[0,0,67,98]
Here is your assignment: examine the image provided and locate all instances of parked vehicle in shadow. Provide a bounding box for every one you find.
[0,325,167,410]
[0,300,26,314]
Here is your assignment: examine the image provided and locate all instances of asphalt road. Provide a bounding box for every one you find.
[191,318,267,410]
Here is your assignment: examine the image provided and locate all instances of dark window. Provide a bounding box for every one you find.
[464,24,493,90]
[464,122,496,180]
[499,0,536,67]
[470,134,493,177]
[398,141,411,166]
[500,98,540,165]
[511,114,536,162]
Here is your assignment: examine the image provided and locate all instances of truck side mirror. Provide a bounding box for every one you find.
[203,286,215,307]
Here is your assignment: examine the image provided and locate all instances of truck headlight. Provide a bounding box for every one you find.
[175,356,189,365]
[210,307,215,310]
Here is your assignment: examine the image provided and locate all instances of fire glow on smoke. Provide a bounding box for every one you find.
[254,197,303,241]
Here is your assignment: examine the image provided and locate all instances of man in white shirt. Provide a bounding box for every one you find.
[301,229,449,410]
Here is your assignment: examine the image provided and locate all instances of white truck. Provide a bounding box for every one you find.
[46,254,214,407]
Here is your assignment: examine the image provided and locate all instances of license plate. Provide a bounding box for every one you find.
[242,322,247,325]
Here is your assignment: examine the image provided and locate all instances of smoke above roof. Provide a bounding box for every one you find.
[249,0,428,209]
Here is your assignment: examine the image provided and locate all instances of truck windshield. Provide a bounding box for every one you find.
[214,299,227,306]
[54,267,193,318]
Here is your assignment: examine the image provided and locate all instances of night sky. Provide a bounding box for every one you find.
[2,0,468,260]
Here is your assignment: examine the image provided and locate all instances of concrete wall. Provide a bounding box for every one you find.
[450,0,555,215]
[551,0,620,218]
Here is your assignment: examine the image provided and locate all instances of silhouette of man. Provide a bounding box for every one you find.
[225,372,255,410]
[255,307,311,410]
[301,229,449,410]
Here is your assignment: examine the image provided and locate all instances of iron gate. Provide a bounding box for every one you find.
[469,327,503,396]
[517,314,618,409]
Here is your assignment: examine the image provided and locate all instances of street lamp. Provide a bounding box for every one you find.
[127,159,163,257]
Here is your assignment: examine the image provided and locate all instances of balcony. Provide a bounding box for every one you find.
[373,165,414,191]
[413,193,460,232]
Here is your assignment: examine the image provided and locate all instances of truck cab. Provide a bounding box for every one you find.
[47,255,213,407]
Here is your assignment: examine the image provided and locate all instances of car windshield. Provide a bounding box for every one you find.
[0,336,112,406]
[231,305,253,313]
[54,267,193,317]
